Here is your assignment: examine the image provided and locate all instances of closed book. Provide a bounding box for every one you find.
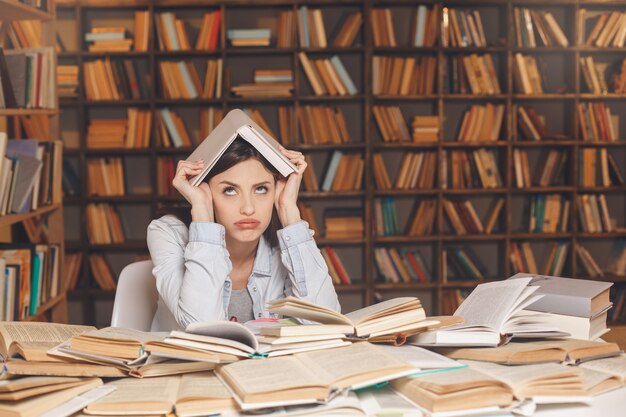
[508,273,613,318]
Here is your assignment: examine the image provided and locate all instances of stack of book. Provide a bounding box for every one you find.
[158,61,202,99]
[195,11,222,50]
[85,27,132,52]
[57,65,79,98]
[227,28,271,47]
[412,116,439,142]
[324,208,364,239]
[86,118,127,149]
[370,8,397,47]
[513,273,614,341]
[393,152,437,190]
[451,54,501,95]
[298,53,358,96]
[579,148,624,187]
[514,7,569,47]
[231,69,293,97]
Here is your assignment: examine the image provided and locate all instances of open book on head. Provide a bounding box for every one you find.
[187,108,297,185]
[265,296,438,341]
[409,277,568,347]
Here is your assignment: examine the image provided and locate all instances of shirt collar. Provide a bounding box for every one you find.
[252,235,273,277]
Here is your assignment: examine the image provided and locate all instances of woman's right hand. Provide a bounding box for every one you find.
[172,160,214,222]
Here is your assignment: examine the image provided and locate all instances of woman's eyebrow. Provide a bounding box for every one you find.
[218,180,271,187]
[218,180,239,187]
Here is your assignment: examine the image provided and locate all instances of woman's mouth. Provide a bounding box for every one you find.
[235,219,260,229]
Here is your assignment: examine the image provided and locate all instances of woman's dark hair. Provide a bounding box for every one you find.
[157,137,282,247]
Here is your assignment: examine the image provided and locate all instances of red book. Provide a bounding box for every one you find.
[209,11,221,50]
[325,246,351,285]
[405,252,427,283]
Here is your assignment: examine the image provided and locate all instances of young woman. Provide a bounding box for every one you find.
[147,138,340,329]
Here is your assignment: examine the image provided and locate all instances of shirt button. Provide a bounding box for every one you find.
[252,286,257,292]
[285,235,291,241]
[225,282,231,287]
[258,313,262,318]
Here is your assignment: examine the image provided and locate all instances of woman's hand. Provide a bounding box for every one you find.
[275,148,306,227]
[172,160,214,222]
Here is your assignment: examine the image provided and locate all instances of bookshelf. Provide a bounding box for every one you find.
[0,0,67,323]
[56,0,626,327]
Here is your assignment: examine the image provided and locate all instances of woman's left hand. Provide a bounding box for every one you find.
[275,147,306,227]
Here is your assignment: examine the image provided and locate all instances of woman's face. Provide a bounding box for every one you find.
[209,159,276,244]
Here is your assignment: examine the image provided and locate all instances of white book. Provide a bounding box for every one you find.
[508,273,613,318]
[409,277,567,347]
[187,109,296,185]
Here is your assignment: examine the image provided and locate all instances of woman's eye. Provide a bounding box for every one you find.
[223,187,237,196]
[256,186,268,194]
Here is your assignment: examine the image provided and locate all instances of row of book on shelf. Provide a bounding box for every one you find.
[0,242,61,321]
[0,134,61,216]
[0,47,55,109]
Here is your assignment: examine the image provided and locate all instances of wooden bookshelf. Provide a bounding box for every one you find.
[1,0,67,322]
[58,0,626,325]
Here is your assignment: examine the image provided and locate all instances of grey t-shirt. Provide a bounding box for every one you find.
[227,288,254,323]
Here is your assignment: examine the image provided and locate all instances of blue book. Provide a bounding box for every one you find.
[85,32,125,42]
[160,108,183,148]
[321,150,343,192]
[178,62,198,99]
[330,56,358,95]
[227,29,271,40]
[299,6,310,48]
[414,5,427,47]
[162,13,180,50]
[29,251,42,316]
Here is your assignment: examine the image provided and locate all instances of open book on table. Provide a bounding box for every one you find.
[215,342,418,410]
[83,371,236,417]
[265,296,437,341]
[166,320,350,359]
[187,108,297,185]
[437,339,621,365]
[409,277,568,347]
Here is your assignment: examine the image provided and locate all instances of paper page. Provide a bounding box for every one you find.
[218,355,323,395]
[268,297,351,326]
[380,345,462,369]
[80,327,167,343]
[0,322,95,355]
[454,278,533,332]
[578,367,620,392]
[344,298,419,326]
[579,354,626,380]
[38,385,116,417]
[90,377,179,405]
[399,366,498,387]
[461,360,580,393]
[356,386,418,415]
[177,371,231,400]
[184,320,258,351]
[296,343,411,387]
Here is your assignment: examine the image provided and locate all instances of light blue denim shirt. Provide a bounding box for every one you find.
[147,214,341,329]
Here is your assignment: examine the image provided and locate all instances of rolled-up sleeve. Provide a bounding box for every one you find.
[277,221,341,312]
[147,216,232,327]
